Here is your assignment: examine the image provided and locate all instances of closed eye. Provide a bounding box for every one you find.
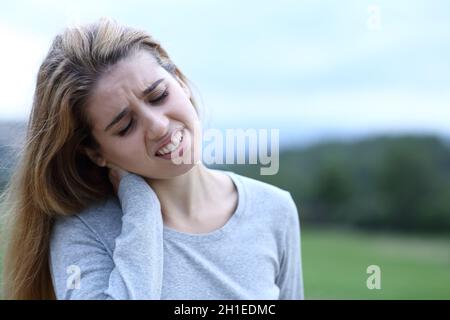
[148,89,169,104]
[118,118,135,136]
[117,90,169,137]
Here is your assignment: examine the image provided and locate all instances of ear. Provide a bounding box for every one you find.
[82,147,107,167]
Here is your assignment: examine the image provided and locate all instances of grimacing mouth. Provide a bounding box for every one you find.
[154,128,184,156]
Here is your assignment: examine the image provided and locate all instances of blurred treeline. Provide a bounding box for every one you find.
[213,135,450,235]
[1,130,449,234]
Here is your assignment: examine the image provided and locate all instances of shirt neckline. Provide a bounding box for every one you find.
[162,169,247,243]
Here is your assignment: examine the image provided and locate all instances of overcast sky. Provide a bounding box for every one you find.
[1,0,449,145]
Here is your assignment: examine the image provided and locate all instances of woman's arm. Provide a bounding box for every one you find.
[275,192,304,300]
[49,173,164,299]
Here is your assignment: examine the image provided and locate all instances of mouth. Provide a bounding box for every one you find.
[154,128,185,160]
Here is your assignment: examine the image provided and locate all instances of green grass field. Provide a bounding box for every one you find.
[302,227,450,299]
[0,227,449,299]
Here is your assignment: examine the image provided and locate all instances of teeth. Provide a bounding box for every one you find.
[156,131,183,155]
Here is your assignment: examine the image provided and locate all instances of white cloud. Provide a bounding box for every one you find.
[0,0,449,145]
[0,24,50,120]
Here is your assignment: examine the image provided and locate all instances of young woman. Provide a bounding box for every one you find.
[0,18,303,300]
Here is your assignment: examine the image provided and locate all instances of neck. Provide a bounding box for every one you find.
[144,163,220,221]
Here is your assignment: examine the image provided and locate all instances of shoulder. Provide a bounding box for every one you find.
[50,196,123,254]
[224,170,299,224]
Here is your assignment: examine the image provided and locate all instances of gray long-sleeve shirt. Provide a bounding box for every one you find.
[49,169,304,300]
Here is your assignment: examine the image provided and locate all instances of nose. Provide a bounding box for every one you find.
[142,109,170,141]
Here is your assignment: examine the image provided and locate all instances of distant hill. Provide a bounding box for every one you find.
[0,120,26,147]
[0,121,27,186]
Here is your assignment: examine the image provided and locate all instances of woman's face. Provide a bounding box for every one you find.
[84,49,201,179]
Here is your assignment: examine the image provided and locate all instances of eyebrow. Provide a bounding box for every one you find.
[104,78,165,132]
[142,78,165,97]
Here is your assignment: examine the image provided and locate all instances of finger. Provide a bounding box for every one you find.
[106,163,129,179]
[106,162,119,171]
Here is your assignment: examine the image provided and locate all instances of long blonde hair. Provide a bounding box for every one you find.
[0,18,199,299]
